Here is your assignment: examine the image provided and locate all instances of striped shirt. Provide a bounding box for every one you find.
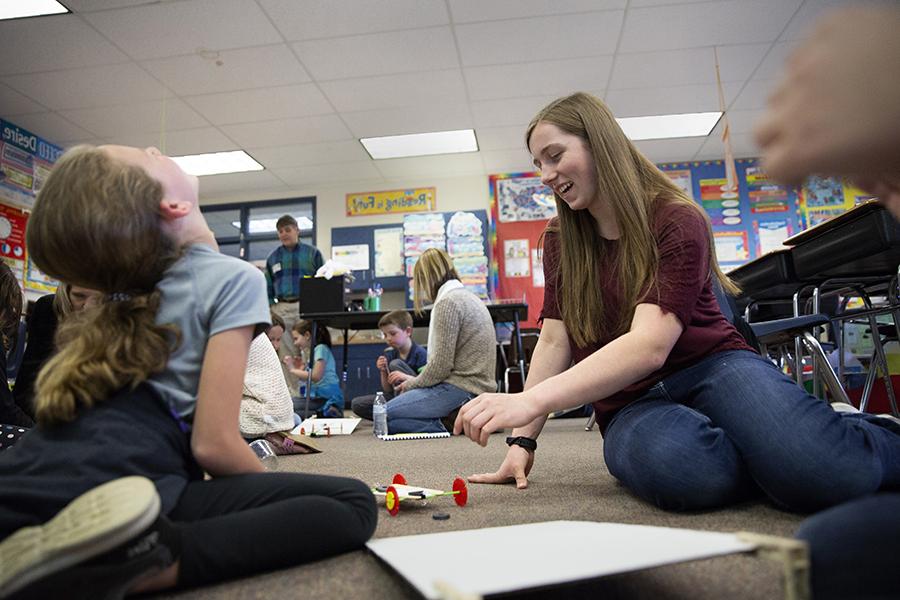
[265,242,324,304]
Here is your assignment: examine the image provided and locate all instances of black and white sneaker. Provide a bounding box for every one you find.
[0,476,175,599]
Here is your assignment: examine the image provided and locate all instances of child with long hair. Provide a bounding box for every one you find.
[285,319,343,418]
[0,262,32,428]
[456,92,900,515]
[0,145,376,598]
[386,248,496,434]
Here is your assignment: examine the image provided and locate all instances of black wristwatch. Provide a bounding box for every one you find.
[506,436,537,452]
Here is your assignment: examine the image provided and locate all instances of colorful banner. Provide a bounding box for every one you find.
[1,119,63,209]
[346,187,435,216]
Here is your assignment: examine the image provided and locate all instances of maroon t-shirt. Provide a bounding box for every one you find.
[540,202,753,434]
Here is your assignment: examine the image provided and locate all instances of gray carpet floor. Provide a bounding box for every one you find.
[158,418,805,599]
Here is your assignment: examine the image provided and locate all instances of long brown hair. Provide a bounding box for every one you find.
[26,145,181,425]
[527,92,739,347]
[0,261,22,352]
[411,248,460,316]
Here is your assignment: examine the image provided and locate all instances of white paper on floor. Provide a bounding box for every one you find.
[366,520,756,599]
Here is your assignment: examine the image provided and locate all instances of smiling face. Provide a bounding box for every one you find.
[528,122,600,214]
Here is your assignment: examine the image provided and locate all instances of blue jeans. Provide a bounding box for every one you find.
[795,493,900,599]
[386,382,472,434]
[603,350,900,512]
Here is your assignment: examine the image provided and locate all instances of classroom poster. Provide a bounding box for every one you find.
[531,249,544,288]
[503,239,530,278]
[0,119,63,209]
[754,218,792,256]
[346,187,435,216]
[373,227,404,277]
[713,231,749,264]
[664,169,693,200]
[700,177,742,226]
[446,211,488,299]
[495,174,556,222]
[331,244,370,271]
[745,166,790,213]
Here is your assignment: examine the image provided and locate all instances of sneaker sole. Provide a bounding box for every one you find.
[0,476,160,598]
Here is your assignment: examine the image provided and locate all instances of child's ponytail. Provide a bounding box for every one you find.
[35,291,180,424]
[27,146,181,425]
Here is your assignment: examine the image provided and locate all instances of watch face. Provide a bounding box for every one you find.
[0,217,11,240]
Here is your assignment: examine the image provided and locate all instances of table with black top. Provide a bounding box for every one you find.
[298,302,529,411]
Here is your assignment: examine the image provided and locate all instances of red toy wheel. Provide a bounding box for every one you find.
[392,473,407,485]
[452,477,468,507]
[385,486,400,516]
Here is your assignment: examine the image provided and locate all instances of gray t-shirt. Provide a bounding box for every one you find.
[147,243,270,421]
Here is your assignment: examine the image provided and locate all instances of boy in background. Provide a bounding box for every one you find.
[351,310,427,420]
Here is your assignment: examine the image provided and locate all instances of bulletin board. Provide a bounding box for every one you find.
[331,209,490,296]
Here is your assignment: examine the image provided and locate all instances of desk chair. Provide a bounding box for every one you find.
[502,328,540,393]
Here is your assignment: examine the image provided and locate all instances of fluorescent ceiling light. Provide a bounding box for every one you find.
[0,0,68,20]
[361,129,478,160]
[171,150,264,176]
[616,112,722,141]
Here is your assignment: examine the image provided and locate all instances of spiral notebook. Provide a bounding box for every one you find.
[378,432,451,441]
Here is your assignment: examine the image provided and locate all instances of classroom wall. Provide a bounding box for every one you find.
[202,172,491,263]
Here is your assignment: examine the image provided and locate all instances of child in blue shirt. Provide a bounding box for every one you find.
[286,319,344,418]
[351,310,427,420]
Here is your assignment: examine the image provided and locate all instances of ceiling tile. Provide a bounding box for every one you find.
[605,82,743,117]
[464,57,612,101]
[375,153,485,179]
[629,0,718,5]
[470,96,558,128]
[609,44,769,90]
[221,115,353,148]
[712,109,765,135]
[455,12,623,66]
[6,112,96,144]
[260,0,449,40]
[112,127,239,156]
[185,84,333,126]
[59,98,208,137]
[342,103,474,139]
[141,45,310,97]
[83,0,283,60]
[476,126,527,151]
[249,141,371,169]
[198,170,288,199]
[633,137,707,164]
[273,161,383,186]
[480,148,535,174]
[320,70,467,113]
[449,0,625,23]
[0,83,47,116]
[0,15,127,75]
[694,131,760,160]
[64,0,154,10]
[776,0,895,41]
[619,0,803,52]
[3,63,167,111]
[293,27,459,80]
[730,79,777,110]
[752,41,801,81]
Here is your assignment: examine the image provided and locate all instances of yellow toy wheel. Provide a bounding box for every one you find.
[385,486,400,516]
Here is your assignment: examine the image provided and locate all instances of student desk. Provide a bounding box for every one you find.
[298,303,529,411]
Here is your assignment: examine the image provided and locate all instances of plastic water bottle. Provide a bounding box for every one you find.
[373,391,388,438]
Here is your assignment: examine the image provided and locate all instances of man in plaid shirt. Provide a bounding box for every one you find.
[265,214,324,392]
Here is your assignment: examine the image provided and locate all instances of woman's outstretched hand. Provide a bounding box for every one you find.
[454,391,538,447]
[468,445,534,489]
